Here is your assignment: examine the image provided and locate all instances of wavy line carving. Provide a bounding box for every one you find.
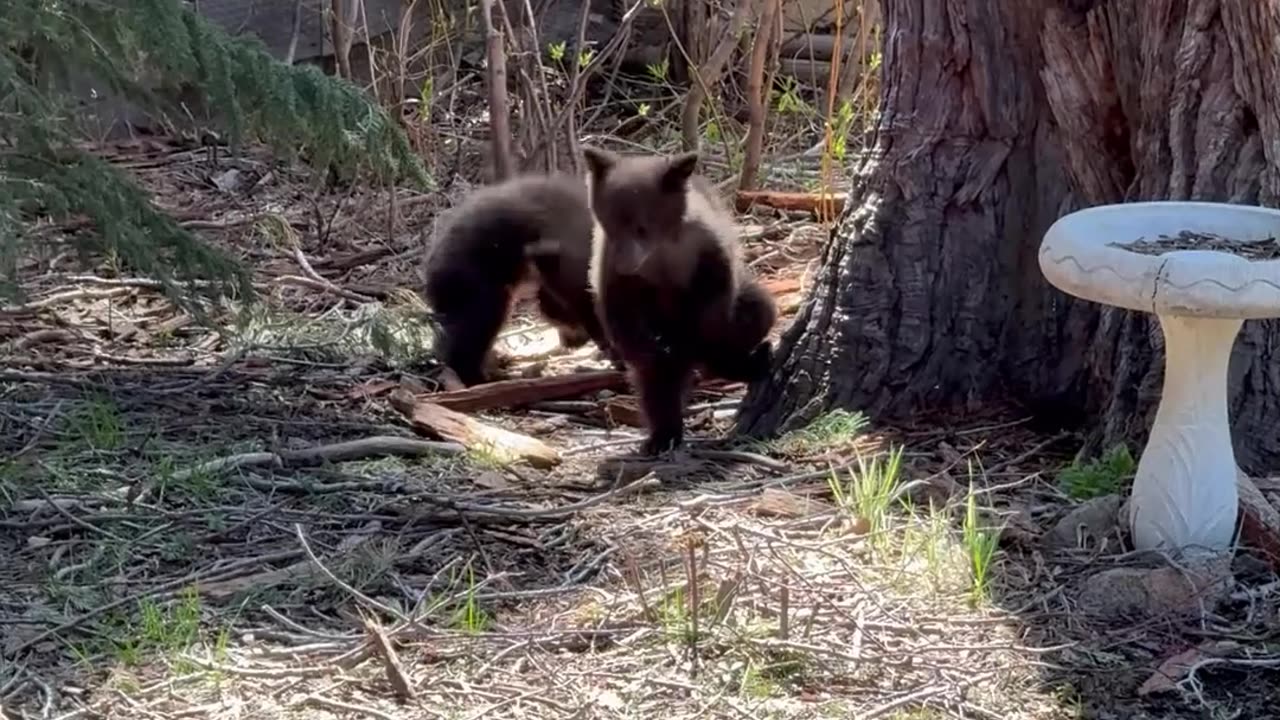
[1041,251,1280,294]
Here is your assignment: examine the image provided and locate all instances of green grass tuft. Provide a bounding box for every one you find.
[65,394,124,451]
[770,409,869,456]
[829,445,904,549]
[961,471,1002,606]
[1058,443,1135,500]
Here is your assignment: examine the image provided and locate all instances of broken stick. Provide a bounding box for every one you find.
[389,388,561,469]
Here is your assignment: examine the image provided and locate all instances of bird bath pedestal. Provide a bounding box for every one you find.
[1039,202,1280,552]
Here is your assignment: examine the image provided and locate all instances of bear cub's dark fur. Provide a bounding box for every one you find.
[584,147,777,456]
[421,173,617,386]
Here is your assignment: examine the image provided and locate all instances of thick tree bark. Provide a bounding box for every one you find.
[737,0,1280,474]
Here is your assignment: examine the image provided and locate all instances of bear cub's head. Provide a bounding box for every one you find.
[582,147,700,274]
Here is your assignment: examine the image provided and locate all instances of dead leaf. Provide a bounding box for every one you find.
[847,516,872,536]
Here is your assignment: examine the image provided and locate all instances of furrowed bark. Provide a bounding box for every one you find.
[737,0,1280,473]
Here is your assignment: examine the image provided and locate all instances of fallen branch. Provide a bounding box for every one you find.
[295,523,409,622]
[151,436,464,493]
[1,286,133,315]
[313,246,395,272]
[735,190,847,220]
[14,329,78,350]
[389,389,561,468]
[275,274,376,303]
[287,241,378,303]
[278,436,463,465]
[364,616,418,701]
[428,370,629,413]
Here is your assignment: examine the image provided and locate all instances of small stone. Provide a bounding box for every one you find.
[1076,549,1233,622]
[211,168,243,192]
[1043,494,1123,550]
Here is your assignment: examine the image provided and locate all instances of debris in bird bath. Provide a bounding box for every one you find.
[1109,229,1280,260]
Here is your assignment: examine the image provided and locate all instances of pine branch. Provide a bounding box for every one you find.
[0,0,431,306]
[1,147,251,319]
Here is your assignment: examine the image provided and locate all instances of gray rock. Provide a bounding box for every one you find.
[1076,549,1233,622]
[1044,494,1124,550]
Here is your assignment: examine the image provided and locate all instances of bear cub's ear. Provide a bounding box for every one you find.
[582,147,619,179]
[660,151,699,192]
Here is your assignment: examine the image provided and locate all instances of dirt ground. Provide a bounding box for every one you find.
[2,138,1279,720]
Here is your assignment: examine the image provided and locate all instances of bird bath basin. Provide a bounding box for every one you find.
[1039,201,1280,552]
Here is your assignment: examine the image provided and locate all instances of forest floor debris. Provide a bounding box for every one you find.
[2,140,1279,720]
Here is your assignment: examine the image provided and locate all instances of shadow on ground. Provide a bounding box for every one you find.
[982,440,1280,720]
[5,365,1278,720]
[0,368,619,717]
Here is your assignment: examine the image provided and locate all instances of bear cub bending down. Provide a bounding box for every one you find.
[421,173,617,386]
[584,147,776,456]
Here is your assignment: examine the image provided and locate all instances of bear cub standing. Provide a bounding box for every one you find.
[421,173,617,386]
[583,147,776,455]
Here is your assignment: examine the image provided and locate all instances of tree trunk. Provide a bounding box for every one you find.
[736,0,1280,474]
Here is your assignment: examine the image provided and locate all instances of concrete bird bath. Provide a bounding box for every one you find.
[1039,201,1280,552]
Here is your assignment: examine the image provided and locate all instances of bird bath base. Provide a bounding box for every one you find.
[1040,201,1280,552]
[1132,314,1240,550]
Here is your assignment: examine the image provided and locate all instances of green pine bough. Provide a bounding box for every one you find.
[1,0,431,314]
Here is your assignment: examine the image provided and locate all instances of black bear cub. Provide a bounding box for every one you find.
[421,173,616,386]
[583,147,777,456]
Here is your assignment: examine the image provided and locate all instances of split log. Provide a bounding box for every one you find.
[389,388,561,468]
[428,370,629,413]
[735,190,847,220]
